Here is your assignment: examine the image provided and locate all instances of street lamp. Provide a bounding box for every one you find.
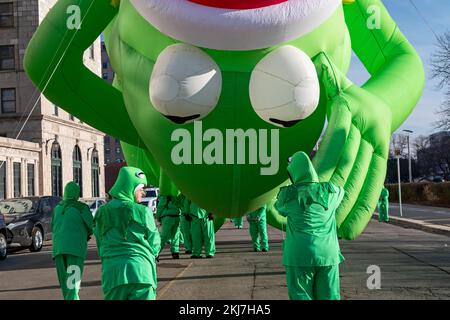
[395,147,403,217]
[403,129,414,183]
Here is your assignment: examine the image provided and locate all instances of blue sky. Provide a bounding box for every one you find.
[346,0,450,138]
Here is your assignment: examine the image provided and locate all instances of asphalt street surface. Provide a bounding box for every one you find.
[0,217,449,300]
[390,203,450,228]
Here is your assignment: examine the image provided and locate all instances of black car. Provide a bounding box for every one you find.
[0,213,7,260]
[0,196,61,252]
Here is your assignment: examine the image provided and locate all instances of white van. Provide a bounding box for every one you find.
[140,187,159,214]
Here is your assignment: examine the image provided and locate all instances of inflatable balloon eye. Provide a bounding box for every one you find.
[249,46,320,128]
[149,43,222,124]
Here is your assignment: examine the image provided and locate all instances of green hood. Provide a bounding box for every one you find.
[63,182,80,201]
[287,152,319,184]
[109,166,148,202]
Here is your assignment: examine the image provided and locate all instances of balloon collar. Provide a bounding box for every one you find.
[188,0,288,9]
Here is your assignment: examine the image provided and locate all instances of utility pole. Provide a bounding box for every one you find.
[395,148,403,217]
[403,129,414,183]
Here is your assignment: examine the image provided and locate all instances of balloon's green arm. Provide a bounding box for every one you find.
[344,0,425,131]
[24,0,139,145]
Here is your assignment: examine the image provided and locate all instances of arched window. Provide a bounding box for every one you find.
[73,145,83,197]
[51,142,62,197]
[91,149,100,197]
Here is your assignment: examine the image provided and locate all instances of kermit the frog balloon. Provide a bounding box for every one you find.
[24,0,424,239]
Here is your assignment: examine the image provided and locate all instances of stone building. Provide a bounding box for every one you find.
[0,0,105,199]
[101,41,125,165]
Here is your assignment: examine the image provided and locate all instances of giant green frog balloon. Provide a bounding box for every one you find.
[24,0,424,239]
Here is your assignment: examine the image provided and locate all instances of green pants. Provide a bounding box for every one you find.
[160,216,181,254]
[378,202,389,222]
[104,284,156,300]
[191,217,215,257]
[232,217,244,228]
[249,220,269,251]
[180,215,192,252]
[285,265,340,300]
[54,254,85,300]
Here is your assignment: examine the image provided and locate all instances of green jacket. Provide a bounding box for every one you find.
[187,201,208,220]
[156,195,181,220]
[51,182,93,259]
[94,167,161,291]
[247,205,267,223]
[379,187,389,202]
[275,152,345,267]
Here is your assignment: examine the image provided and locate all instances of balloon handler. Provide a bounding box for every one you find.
[187,202,216,259]
[52,181,93,300]
[378,187,390,223]
[232,217,244,229]
[246,205,269,252]
[179,194,193,255]
[94,167,161,300]
[275,152,345,300]
[156,195,182,259]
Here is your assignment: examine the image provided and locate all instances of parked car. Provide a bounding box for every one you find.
[140,187,159,214]
[81,198,107,217]
[432,176,445,183]
[0,213,7,260]
[0,196,61,252]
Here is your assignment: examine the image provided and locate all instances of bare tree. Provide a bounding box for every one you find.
[390,134,409,158]
[431,32,450,130]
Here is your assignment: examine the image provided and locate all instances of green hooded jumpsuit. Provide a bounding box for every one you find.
[156,195,181,256]
[188,201,215,258]
[94,167,161,300]
[246,205,269,252]
[378,187,390,223]
[275,152,345,300]
[232,217,244,229]
[52,181,93,300]
[179,194,192,253]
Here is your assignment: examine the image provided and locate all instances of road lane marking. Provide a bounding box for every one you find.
[157,261,194,300]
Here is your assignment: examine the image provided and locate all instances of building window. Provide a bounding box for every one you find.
[102,62,108,69]
[89,44,94,60]
[0,2,14,28]
[27,163,35,196]
[53,104,58,116]
[69,114,74,121]
[102,72,108,80]
[73,145,83,197]
[91,150,100,197]
[115,147,121,154]
[51,143,63,197]
[0,161,6,200]
[1,88,16,113]
[105,148,110,155]
[104,136,110,144]
[13,162,21,198]
[0,45,14,70]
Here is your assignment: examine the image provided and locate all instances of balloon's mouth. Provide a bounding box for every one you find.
[188,0,288,9]
[130,0,342,51]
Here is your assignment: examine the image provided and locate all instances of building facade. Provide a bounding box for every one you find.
[101,41,125,165]
[0,0,105,199]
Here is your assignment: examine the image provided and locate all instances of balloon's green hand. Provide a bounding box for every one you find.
[311,1,424,239]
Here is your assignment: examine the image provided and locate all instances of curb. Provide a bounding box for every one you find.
[372,213,450,237]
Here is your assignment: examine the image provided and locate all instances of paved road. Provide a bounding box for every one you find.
[0,219,449,300]
[389,203,450,227]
